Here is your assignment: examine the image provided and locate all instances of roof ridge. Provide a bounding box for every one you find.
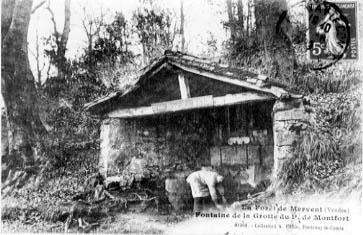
[164,50,266,79]
[84,50,300,114]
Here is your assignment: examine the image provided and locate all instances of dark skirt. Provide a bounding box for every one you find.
[193,196,214,212]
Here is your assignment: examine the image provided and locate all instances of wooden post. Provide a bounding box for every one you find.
[178,73,191,99]
[226,107,230,137]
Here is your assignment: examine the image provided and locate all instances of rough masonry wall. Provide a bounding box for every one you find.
[99,104,277,203]
[99,112,211,178]
[272,98,312,179]
[99,118,127,176]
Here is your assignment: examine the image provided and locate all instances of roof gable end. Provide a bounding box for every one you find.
[84,51,300,114]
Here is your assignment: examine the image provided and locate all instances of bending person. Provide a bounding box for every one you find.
[186,165,226,212]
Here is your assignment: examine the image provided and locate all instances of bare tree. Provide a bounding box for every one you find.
[81,6,104,62]
[1,0,46,179]
[226,0,236,40]
[61,0,71,57]
[31,0,46,14]
[28,29,46,88]
[237,0,244,38]
[45,0,71,75]
[180,0,185,52]
[82,7,105,70]
[247,0,252,36]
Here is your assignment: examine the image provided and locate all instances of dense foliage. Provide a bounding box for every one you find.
[133,7,175,64]
[280,91,362,192]
[2,6,179,229]
[88,13,134,66]
[223,0,362,195]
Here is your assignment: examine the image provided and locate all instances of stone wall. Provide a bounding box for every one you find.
[272,98,312,178]
[99,104,276,201]
[99,111,212,178]
[99,118,128,176]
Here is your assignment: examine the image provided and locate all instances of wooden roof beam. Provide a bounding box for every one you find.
[107,92,274,118]
[169,61,288,98]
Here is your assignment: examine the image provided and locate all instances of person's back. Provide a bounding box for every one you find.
[186,170,210,198]
[198,169,220,189]
[186,167,225,212]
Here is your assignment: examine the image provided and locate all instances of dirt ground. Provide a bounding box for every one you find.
[1,212,192,234]
[2,163,361,234]
[2,191,361,235]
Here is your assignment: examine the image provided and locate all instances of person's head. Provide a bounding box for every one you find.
[201,167,213,172]
[200,162,213,171]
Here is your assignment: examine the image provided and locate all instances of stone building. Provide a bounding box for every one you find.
[85,51,311,202]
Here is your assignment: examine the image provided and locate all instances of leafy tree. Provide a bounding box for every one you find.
[87,12,133,67]
[40,11,138,169]
[133,7,176,64]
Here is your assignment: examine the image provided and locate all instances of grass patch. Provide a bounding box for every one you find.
[279,90,362,193]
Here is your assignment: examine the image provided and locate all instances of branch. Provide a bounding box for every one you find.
[31,0,46,14]
[81,6,90,36]
[93,21,101,38]
[46,62,51,80]
[60,0,71,48]
[28,46,37,59]
[94,9,105,37]
[41,61,46,71]
[45,2,58,35]
[81,18,90,38]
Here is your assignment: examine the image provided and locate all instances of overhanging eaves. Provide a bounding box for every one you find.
[84,51,302,115]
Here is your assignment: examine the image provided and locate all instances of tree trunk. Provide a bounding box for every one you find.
[247,0,251,36]
[180,0,185,52]
[1,0,45,168]
[54,0,71,76]
[59,0,71,63]
[226,0,236,40]
[254,0,295,80]
[35,29,42,88]
[1,0,15,42]
[46,0,71,76]
[237,0,244,38]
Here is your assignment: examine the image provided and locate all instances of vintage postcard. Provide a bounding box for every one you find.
[1,0,362,234]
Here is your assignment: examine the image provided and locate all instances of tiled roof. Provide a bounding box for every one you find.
[84,50,300,114]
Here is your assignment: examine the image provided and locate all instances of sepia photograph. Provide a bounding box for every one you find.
[1,0,362,234]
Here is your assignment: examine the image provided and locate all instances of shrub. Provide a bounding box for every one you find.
[289,65,362,94]
[279,91,361,192]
